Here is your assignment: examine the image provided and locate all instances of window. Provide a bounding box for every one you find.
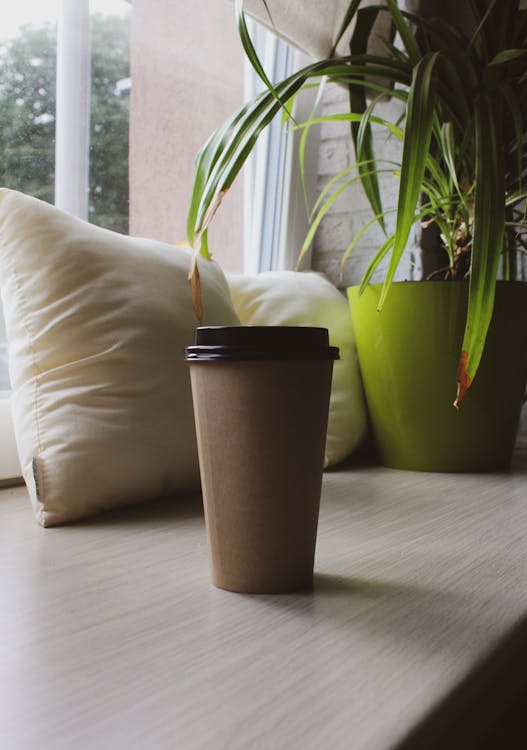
[0,2,309,483]
[243,20,321,274]
[0,0,130,225]
[0,0,131,480]
[55,0,130,229]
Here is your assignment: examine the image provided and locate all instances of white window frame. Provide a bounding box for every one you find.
[55,0,91,219]
[243,21,321,274]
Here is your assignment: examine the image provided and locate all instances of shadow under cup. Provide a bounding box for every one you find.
[186,326,339,594]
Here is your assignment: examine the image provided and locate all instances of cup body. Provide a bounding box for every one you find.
[187,327,337,594]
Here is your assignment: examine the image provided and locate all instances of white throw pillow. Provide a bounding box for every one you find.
[0,189,239,526]
[227,271,367,467]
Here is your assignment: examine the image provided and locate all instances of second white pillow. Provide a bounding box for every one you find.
[227,271,367,467]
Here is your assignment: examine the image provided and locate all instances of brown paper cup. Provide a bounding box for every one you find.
[186,327,338,594]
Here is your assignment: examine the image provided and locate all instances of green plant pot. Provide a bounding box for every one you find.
[348,281,527,472]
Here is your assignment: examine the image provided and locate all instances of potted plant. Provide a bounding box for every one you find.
[187,0,527,471]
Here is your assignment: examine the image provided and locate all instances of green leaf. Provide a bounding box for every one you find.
[467,0,498,58]
[515,9,527,46]
[348,7,389,234]
[308,156,400,223]
[199,228,211,260]
[297,165,393,268]
[488,49,527,66]
[340,208,398,270]
[295,111,405,141]
[192,70,310,238]
[187,103,249,247]
[500,82,524,198]
[297,77,327,214]
[187,53,412,245]
[506,190,527,207]
[384,0,421,65]
[259,0,275,29]
[330,0,362,57]
[439,121,460,193]
[378,51,439,310]
[234,0,292,119]
[455,93,505,407]
[432,51,473,131]
[359,234,396,293]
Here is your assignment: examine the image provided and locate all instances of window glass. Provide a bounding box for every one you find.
[89,5,130,232]
[0,0,130,390]
[0,4,57,203]
[0,0,130,225]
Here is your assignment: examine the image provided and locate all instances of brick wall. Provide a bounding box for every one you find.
[310,82,419,291]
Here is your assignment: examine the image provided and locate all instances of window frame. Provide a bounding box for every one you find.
[54,0,91,219]
[243,22,321,274]
[0,392,21,483]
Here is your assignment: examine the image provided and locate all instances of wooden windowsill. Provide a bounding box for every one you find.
[2,455,527,749]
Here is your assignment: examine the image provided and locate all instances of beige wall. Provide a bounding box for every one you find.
[129,0,244,272]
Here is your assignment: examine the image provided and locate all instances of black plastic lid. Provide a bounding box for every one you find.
[185,326,339,361]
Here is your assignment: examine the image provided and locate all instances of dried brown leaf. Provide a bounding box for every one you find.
[454,350,472,410]
[188,254,203,324]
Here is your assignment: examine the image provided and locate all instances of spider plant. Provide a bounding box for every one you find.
[187,0,527,407]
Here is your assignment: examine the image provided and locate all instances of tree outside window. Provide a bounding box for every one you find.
[0,9,131,389]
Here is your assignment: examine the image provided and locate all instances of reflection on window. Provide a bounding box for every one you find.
[0,23,56,203]
[89,12,130,233]
[0,0,131,390]
[0,1,130,230]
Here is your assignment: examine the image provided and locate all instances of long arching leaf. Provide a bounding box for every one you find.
[340,208,398,270]
[349,6,388,234]
[296,166,394,269]
[188,55,411,245]
[359,234,396,292]
[330,0,362,57]
[384,0,421,64]
[455,93,505,407]
[187,103,250,249]
[378,51,439,310]
[234,0,291,118]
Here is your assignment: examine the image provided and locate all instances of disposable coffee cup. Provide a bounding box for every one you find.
[185,326,339,594]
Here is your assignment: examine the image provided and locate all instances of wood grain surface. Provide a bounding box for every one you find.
[1,455,527,750]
